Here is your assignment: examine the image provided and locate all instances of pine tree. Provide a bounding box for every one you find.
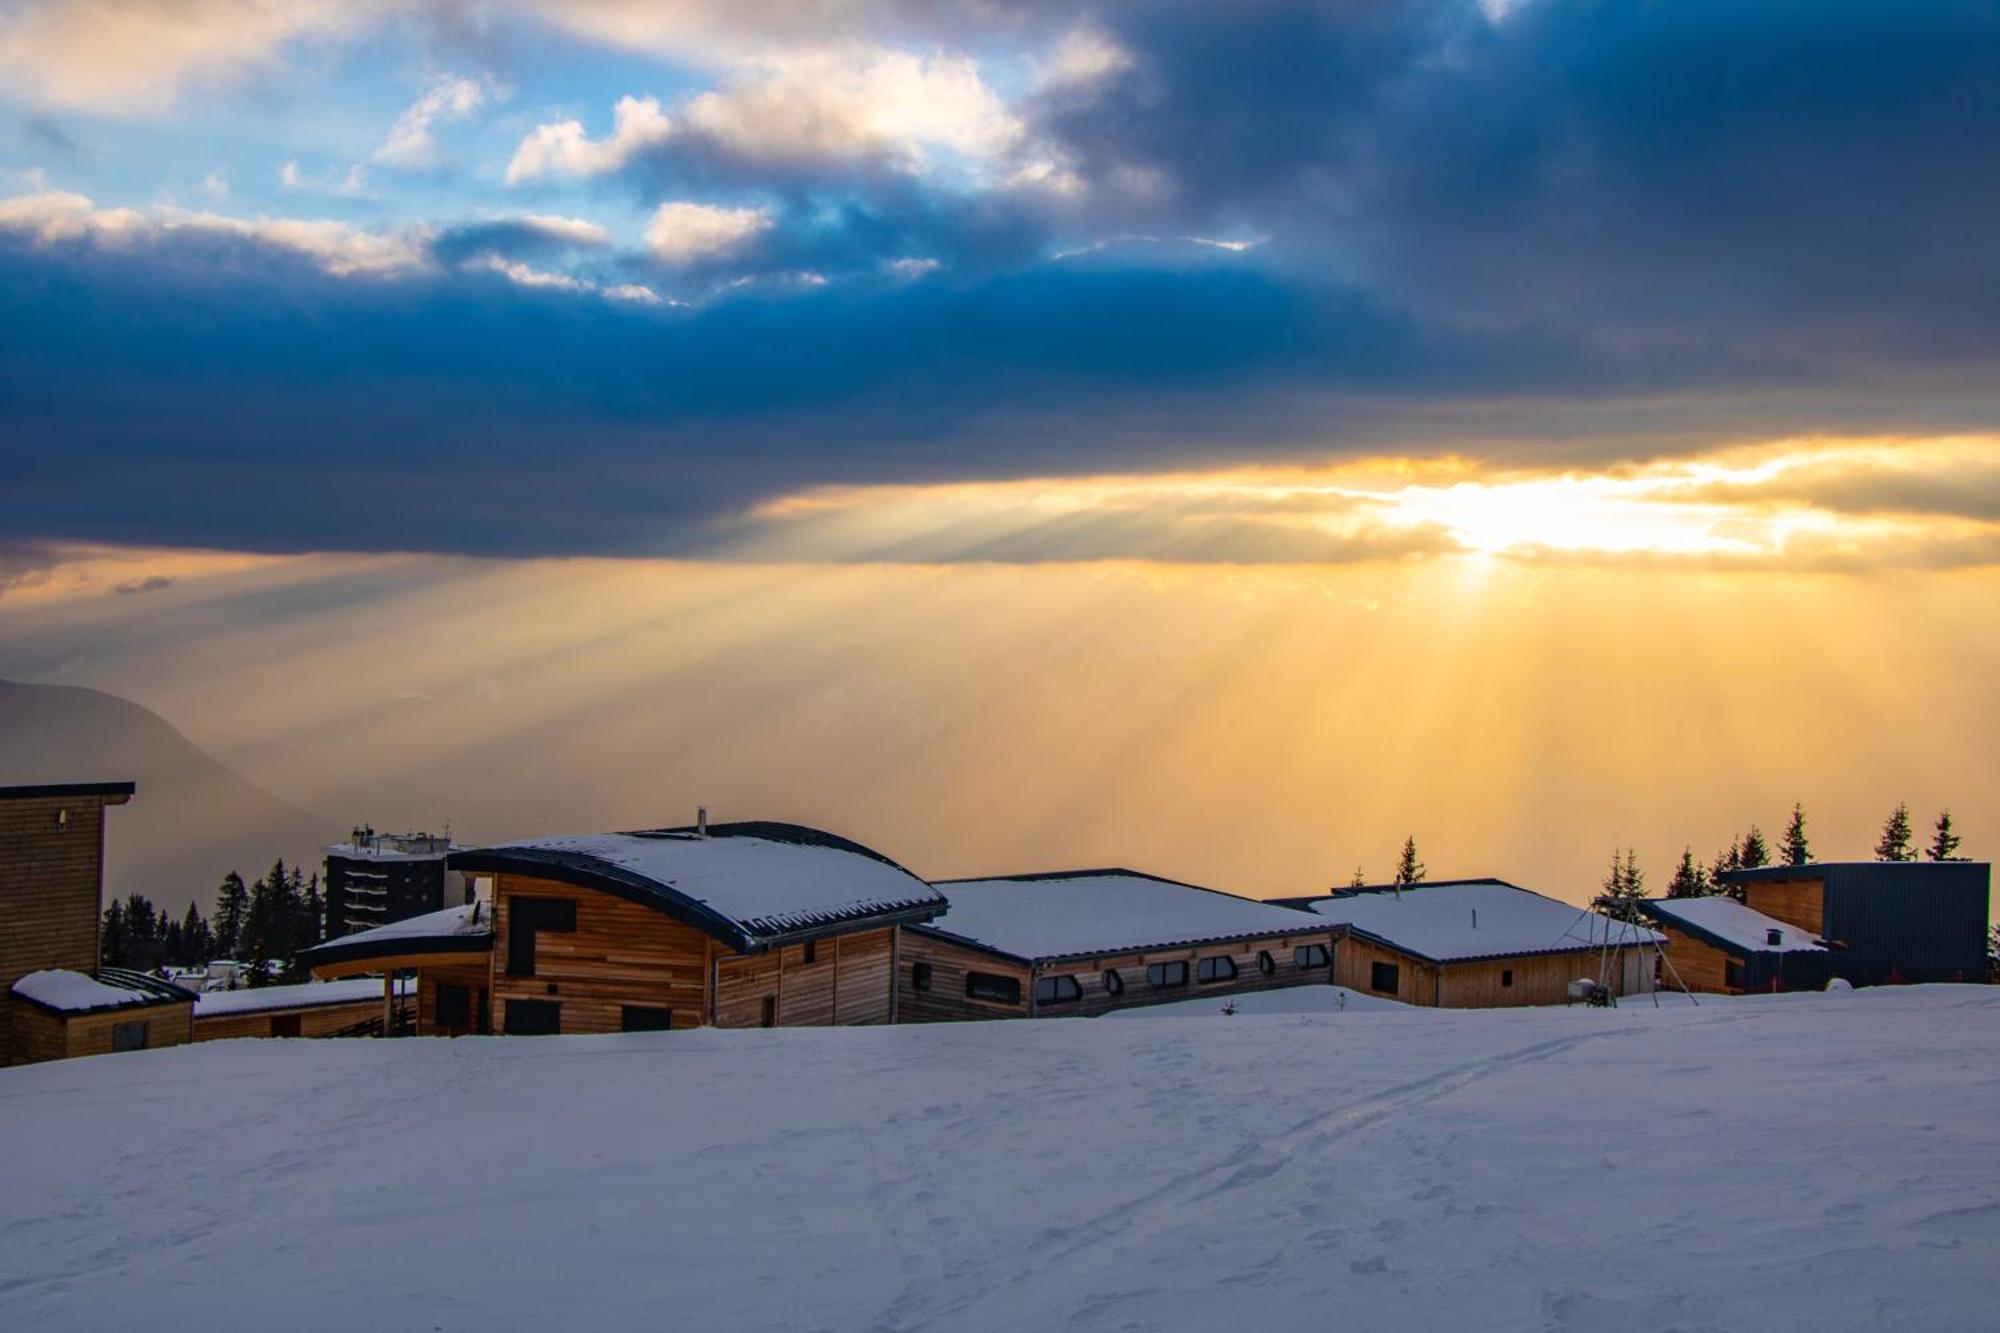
[1739,825,1771,869]
[1393,837,1425,887]
[100,898,129,968]
[1927,810,1962,862]
[181,902,212,965]
[1348,866,1367,890]
[1598,848,1646,920]
[1666,847,1711,898]
[302,872,324,949]
[1781,804,1810,866]
[214,872,249,958]
[1875,803,1915,861]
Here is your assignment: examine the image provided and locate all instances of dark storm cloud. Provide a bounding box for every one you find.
[2,1,1998,558]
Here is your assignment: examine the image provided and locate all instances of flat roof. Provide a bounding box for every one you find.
[1290,879,1660,964]
[196,976,414,1017]
[919,869,1326,964]
[0,780,136,801]
[1721,860,1990,882]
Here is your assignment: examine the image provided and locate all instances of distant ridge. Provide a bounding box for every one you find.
[0,678,335,915]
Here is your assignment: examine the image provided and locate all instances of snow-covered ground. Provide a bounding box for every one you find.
[2,987,1995,1332]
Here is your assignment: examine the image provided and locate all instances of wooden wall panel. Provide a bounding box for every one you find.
[712,928,899,1029]
[894,931,1031,1023]
[776,940,837,1026]
[491,875,711,1034]
[1738,878,1825,936]
[715,951,782,1028]
[417,963,492,1035]
[1654,924,1739,994]
[10,1001,195,1064]
[1,795,117,1064]
[1436,950,1610,1008]
[832,929,894,1026]
[1334,935,1440,1006]
[192,997,401,1041]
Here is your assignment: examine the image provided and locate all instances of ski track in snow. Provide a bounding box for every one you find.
[0,989,1995,1331]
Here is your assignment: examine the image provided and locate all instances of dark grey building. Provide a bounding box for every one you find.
[322,828,466,939]
[1720,860,1991,987]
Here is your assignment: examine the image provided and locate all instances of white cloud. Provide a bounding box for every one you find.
[372,73,489,170]
[199,170,230,202]
[0,186,429,277]
[642,201,770,265]
[885,256,941,280]
[1034,24,1133,91]
[0,0,387,115]
[461,253,590,293]
[603,283,667,305]
[516,214,611,247]
[505,94,672,184]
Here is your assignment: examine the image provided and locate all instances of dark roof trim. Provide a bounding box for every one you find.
[908,920,1336,968]
[1720,861,1990,883]
[10,967,194,1017]
[0,780,136,801]
[298,930,493,969]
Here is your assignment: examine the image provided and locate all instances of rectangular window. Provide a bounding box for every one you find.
[270,1013,303,1039]
[1500,969,1514,988]
[111,1020,148,1052]
[1295,944,1331,969]
[435,982,472,1031]
[1146,961,1190,988]
[620,1005,674,1032]
[801,939,818,965]
[1724,958,1746,990]
[1196,956,1238,984]
[966,971,1023,1004]
[910,961,933,991]
[1034,975,1083,1005]
[1370,961,1400,994]
[760,995,777,1028]
[507,897,577,977]
[503,998,561,1035]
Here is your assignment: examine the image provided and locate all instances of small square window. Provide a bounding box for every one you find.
[270,1013,303,1039]
[911,961,933,991]
[1146,961,1189,988]
[1196,956,1238,983]
[1370,961,1400,994]
[1500,969,1514,988]
[1295,944,1331,969]
[1034,975,1082,1005]
[802,940,818,965]
[112,1020,148,1052]
[1102,968,1124,995]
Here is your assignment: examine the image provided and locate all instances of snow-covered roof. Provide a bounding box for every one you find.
[1293,880,1661,963]
[1639,896,1827,954]
[10,968,193,1014]
[921,870,1328,963]
[299,902,493,969]
[194,976,414,1018]
[451,822,946,949]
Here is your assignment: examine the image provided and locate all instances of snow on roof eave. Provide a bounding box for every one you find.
[911,920,1334,967]
[1333,923,1661,967]
[10,968,194,1016]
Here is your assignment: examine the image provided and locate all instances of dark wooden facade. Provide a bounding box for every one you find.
[0,782,133,1065]
[9,994,194,1064]
[895,924,1340,1022]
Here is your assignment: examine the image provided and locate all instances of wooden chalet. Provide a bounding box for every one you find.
[1279,879,1659,1007]
[301,820,946,1035]
[1636,895,1833,994]
[1717,861,1991,987]
[899,869,1339,1021]
[7,967,195,1063]
[1,780,148,1065]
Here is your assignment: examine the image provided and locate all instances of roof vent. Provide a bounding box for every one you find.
[696,806,709,837]
[1766,927,1783,947]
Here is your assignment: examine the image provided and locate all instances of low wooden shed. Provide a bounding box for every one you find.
[899,869,1339,1021]
[7,967,195,1063]
[192,977,416,1040]
[1635,896,1833,994]
[303,821,947,1035]
[1279,879,1658,1007]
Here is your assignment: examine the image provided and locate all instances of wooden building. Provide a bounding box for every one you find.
[7,967,195,1064]
[898,869,1340,1021]
[1718,862,1991,987]
[1,780,136,1065]
[1279,879,1658,1007]
[192,977,415,1041]
[302,820,946,1035]
[1636,895,1833,994]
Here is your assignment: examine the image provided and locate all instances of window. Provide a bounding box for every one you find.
[1295,944,1331,970]
[911,961,933,991]
[966,971,1023,1004]
[1257,951,1276,976]
[507,897,577,977]
[760,996,778,1028]
[1369,961,1400,994]
[435,983,471,1031]
[111,1020,148,1052]
[1034,975,1083,1005]
[1197,956,1238,984]
[504,999,560,1035]
[1500,969,1514,989]
[621,1006,674,1032]
[1103,968,1124,995]
[802,939,818,965]
[1146,961,1190,988]
[1724,959,1746,990]
[270,1013,303,1039]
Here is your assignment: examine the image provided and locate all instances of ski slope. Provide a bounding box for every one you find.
[2,986,1995,1331]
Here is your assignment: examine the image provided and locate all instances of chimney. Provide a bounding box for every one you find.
[696,806,709,836]
[1766,927,1783,947]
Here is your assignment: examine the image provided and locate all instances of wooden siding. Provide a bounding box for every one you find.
[1,794,117,1064]
[1335,935,1441,1005]
[492,874,713,1034]
[1435,950,1613,1007]
[713,928,899,1028]
[418,963,493,1035]
[1653,923,1740,994]
[9,1000,194,1064]
[1738,877,1825,936]
[193,998,388,1041]
[895,928,1340,1022]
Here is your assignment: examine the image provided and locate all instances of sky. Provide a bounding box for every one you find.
[1,1,1996,905]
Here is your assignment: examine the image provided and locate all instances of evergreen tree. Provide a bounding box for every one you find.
[1599,848,1646,921]
[100,898,129,968]
[1739,825,1771,869]
[1348,865,1367,890]
[1927,810,1962,862]
[1666,847,1711,899]
[1781,803,1810,866]
[302,872,324,949]
[1875,803,1915,861]
[214,872,249,957]
[181,902,212,965]
[1393,837,1425,887]
[162,916,185,967]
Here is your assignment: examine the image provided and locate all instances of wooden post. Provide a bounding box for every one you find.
[888,927,901,1024]
[381,971,393,1036]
